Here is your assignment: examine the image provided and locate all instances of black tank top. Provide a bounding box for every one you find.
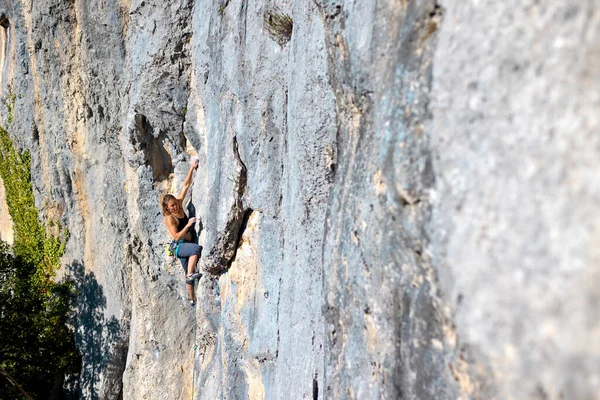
[176,213,189,232]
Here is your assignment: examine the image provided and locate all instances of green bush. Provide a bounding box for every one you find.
[0,126,67,272]
[0,126,80,399]
[264,11,293,46]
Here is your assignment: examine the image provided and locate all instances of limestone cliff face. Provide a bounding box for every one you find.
[0,0,597,399]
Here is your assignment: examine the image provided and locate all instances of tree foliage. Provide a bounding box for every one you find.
[0,125,80,399]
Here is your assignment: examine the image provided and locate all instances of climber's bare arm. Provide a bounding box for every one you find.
[166,215,195,241]
[177,159,199,201]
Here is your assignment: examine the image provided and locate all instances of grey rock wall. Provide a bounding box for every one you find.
[319,1,459,397]
[429,1,600,399]
[0,0,597,399]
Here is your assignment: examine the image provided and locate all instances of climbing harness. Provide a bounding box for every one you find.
[165,239,185,263]
[173,239,185,258]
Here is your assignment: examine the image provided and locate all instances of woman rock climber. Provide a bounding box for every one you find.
[160,158,202,306]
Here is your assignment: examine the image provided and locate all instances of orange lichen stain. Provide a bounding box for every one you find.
[216,212,266,396]
[45,200,64,219]
[418,19,441,50]
[118,0,132,34]
[349,102,362,134]
[21,5,53,191]
[242,359,265,400]
[443,323,457,348]
[397,0,409,10]
[229,211,261,314]
[347,386,355,399]
[180,347,195,398]
[448,357,475,397]
[440,318,475,397]
[411,274,424,288]
[72,167,89,212]
[219,271,231,303]
[415,124,423,137]
[373,170,387,195]
[364,313,378,353]
[336,34,347,61]
[44,200,64,237]
[200,339,216,372]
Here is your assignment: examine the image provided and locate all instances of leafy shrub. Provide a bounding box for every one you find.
[0,125,80,399]
[264,11,293,46]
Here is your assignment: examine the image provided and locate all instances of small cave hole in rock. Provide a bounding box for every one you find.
[0,14,9,28]
[31,124,39,143]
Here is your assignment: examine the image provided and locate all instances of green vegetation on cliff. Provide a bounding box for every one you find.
[0,126,80,399]
[0,126,66,272]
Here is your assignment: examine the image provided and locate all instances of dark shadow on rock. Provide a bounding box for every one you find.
[186,200,196,219]
[133,113,174,182]
[187,201,203,244]
[65,261,124,400]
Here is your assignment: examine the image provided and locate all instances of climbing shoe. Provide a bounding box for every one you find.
[185,272,202,284]
[189,299,195,307]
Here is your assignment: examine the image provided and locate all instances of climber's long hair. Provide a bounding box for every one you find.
[160,194,178,216]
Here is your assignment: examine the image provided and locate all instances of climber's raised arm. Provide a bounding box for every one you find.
[177,159,199,201]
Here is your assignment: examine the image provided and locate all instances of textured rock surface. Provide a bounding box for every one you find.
[429,1,600,399]
[0,0,597,399]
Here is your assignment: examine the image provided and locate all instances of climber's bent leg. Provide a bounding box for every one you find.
[188,254,199,275]
[175,242,202,283]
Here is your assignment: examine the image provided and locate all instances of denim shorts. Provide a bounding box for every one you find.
[170,241,202,274]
